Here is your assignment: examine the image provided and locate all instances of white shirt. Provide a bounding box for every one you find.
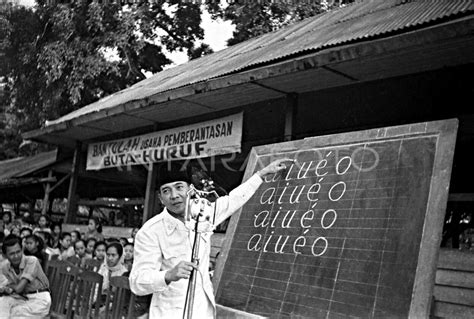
[130,174,263,318]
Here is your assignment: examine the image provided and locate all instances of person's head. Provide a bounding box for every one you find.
[74,239,87,258]
[51,222,62,236]
[24,234,43,254]
[2,211,12,224]
[36,231,53,248]
[123,243,133,261]
[86,238,97,255]
[71,230,81,244]
[119,237,128,246]
[94,241,107,261]
[59,232,72,250]
[37,215,49,228]
[157,162,192,216]
[88,217,102,233]
[10,224,20,237]
[2,235,23,266]
[131,227,139,239]
[20,227,32,239]
[105,242,123,268]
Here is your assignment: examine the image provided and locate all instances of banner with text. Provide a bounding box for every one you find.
[86,112,243,170]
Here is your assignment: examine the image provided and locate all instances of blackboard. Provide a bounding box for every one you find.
[214,119,457,318]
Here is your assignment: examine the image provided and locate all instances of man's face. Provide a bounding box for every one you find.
[6,243,23,267]
[159,181,190,215]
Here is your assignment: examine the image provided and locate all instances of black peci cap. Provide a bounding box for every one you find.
[156,162,192,188]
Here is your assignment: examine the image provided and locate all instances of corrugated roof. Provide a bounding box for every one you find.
[0,150,58,181]
[43,0,474,127]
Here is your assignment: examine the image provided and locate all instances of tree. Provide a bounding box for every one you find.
[0,1,213,159]
[209,0,356,46]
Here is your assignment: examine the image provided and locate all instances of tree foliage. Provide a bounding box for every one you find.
[0,0,212,159]
[0,0,355,160]
[209,0,356,46]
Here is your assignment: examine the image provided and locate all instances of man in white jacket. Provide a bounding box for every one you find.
[129,159,291,318]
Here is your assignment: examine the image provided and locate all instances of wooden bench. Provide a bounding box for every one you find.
[431,249,474,318]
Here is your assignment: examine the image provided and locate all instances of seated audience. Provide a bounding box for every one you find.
[50,222,62,249]
[93,241,107,266]
[85,217,104,242]
[86,238,97,257]
[33,215,51,234]
[70,230,81,246]
[23,234,48,270]
[72,239,89,267]
[122,243,134,272]
[0,235,51,317]
[49,232,75,261]
[97,243,128,304]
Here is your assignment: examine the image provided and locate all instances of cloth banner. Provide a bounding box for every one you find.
[86,112,243,170]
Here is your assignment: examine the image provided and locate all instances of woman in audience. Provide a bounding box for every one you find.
[122,242,134,271]
[93,241,107,266]
[97,242,128,304]
[85,217,105,241]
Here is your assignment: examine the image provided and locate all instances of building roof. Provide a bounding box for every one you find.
[0,150,58,181]
[23,0,474,147]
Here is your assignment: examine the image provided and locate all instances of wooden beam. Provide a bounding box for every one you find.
[49,173,71,193]
[41,170,53,214]
[143,163,157,222]
[78,198,144,206]
[65,142,81,223]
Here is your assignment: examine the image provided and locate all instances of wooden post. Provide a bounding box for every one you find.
[143,163,157,223]
[65,142,81,223]
[284,93,297,141]
[42,170,53,215]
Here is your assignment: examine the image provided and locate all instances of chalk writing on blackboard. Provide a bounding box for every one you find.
[215,120,457,319]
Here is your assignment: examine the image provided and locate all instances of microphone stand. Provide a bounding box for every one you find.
[184,212,201,319]
[183,186,219,319]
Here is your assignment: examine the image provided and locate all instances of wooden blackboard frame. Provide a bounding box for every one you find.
[213,119,458,318]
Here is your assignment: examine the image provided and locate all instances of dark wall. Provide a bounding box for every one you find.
[293,63,474,193]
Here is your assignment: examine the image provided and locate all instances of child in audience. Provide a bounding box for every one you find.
[23,234,48,269]
[20,227,32,248]
[73,239,88,266]
[93,241,107,266]
[122,242,134,271]
[33,215,51,234]
[50,221,62,248]
[55,232,75,260]
[86,238,97,257]
[71,230,81,246]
